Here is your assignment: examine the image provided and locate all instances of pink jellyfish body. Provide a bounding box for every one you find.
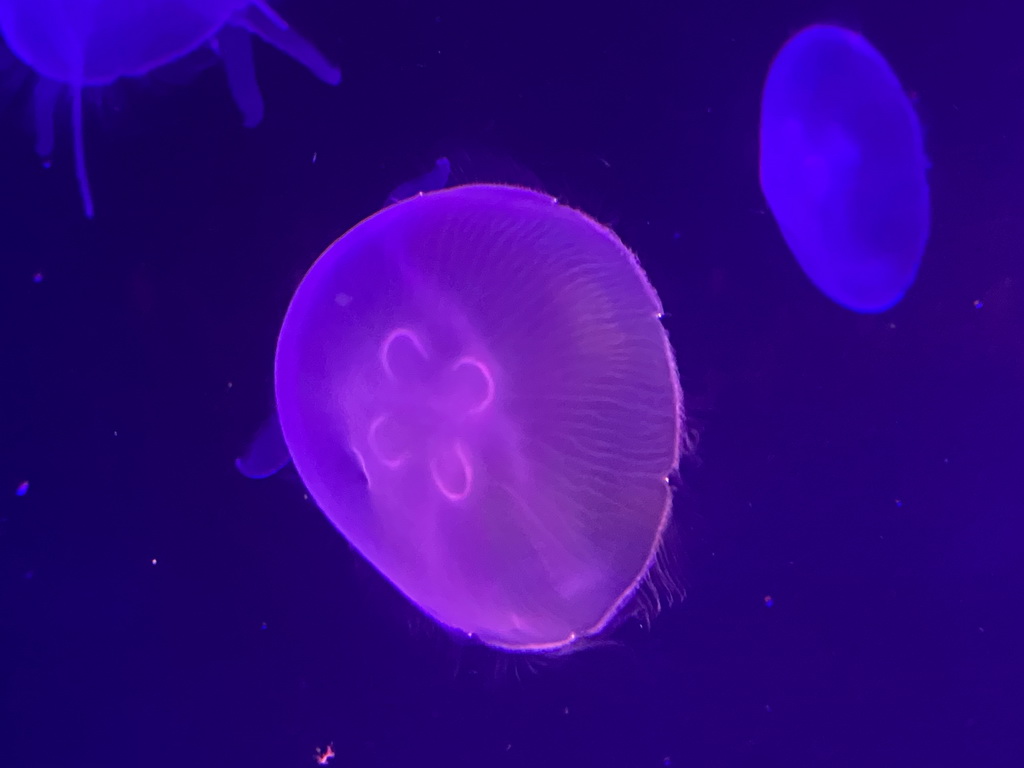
[0,0,340,217]
[276,184,683,652]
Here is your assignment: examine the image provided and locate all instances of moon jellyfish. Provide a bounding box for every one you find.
[276,184,683,652]
[0,0,341,217]
[759,24,930,313]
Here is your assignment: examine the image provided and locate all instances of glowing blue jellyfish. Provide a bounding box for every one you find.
[759,24,930,313]
[0,0,341,217]
[275,184,683,652]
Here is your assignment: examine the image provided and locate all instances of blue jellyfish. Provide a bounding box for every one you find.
[759,24,930,313]
[0,0,341,217]
[275,184,683,652]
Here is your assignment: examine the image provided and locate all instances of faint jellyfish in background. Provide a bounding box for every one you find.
[759,24,930,313]
[235,409,291,480]
[446,144,547,191]
[0,0,341,217]
[275,184,683,652]
[384,156,451,205]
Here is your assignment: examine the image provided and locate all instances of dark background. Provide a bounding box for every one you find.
[3,1,1022,766]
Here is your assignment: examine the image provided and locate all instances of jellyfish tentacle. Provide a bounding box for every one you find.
[71,84,93,219]
[386,157,452,205]
[1,0,341,217]
[32,77,61,159]
[231,4,341,86]
[250,0,289,30]
[217,24,265,127]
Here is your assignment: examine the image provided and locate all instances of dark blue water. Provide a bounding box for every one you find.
[3,2,1021,767]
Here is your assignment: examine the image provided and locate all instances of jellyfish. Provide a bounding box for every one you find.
[759,24,930,313]
[275,184,683,652]
[0,0,341,217]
